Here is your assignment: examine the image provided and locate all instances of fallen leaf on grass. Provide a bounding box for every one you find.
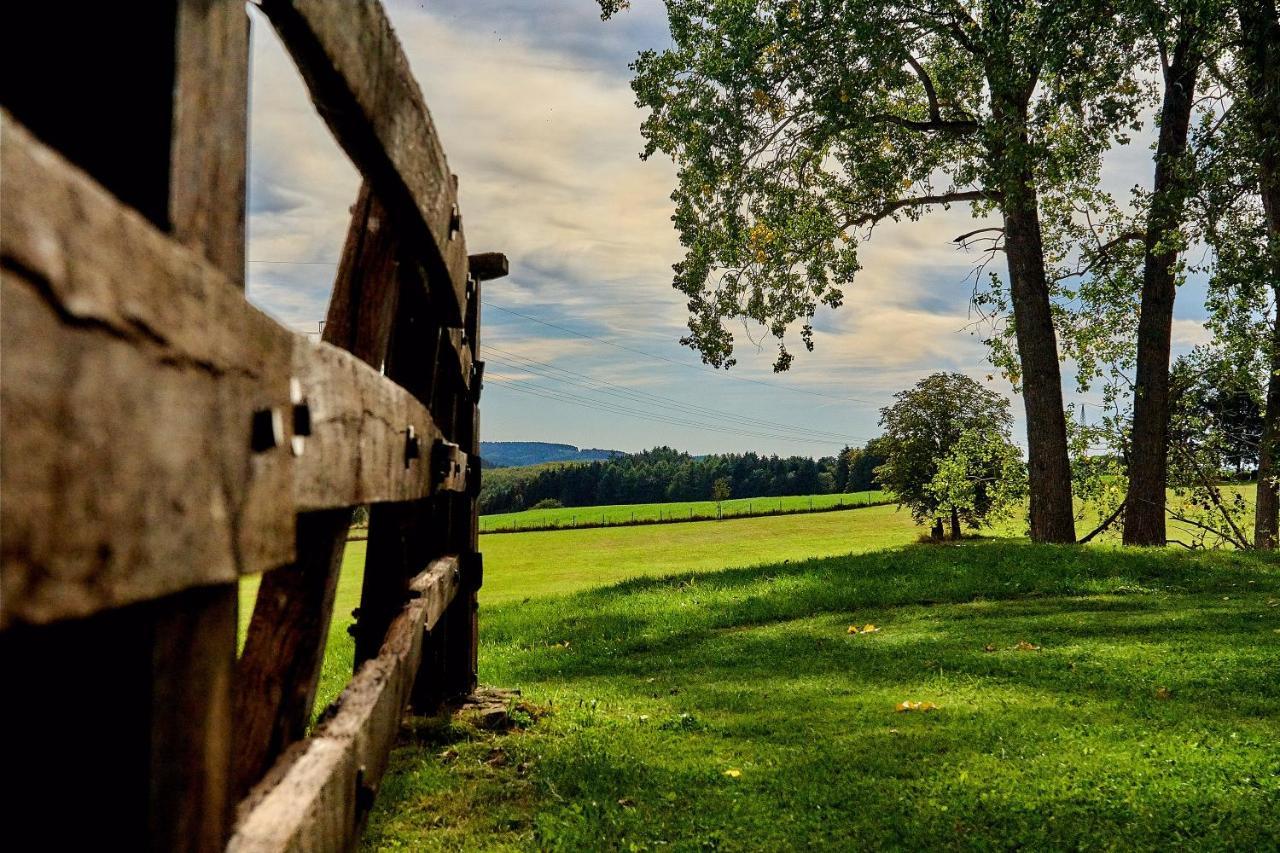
[1013,641,1041,651]
[847,624,880,635]
[618,797,636,808]
[1155,687,1172,700]
[485,747,508,767]
[896,701,939,713]
[983,644,998,653]
[723,769,742,778]
[438,748,458,764]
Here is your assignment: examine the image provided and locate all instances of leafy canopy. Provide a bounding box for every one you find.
[876,372,1026,527]
[602,0,1142,371]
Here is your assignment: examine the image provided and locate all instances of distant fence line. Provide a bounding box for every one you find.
[476,495,895,535]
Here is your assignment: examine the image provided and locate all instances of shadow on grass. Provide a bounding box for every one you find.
[366,543,1280,851]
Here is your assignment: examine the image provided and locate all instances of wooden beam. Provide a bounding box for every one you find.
[170,0,250,281]
[259,0,469,324]
[232,510,350,800]
[234,181,403,800]
[0,116,466,627]
[228,558,461,852]
[468,251,509,281]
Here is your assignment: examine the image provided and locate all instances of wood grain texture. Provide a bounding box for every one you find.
[170,0,250,281]
[229,558,460,852]
[293,338,446,508]
[235,182,404,801]
[0,115,293,626]
[0,116,463,626]
[233,510,350,800]
[259,0,469,324]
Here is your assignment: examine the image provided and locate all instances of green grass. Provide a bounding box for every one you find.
[479,503,919,605]
[239,503,923,715]
[364,543,1280,851]
[480,491,889,532]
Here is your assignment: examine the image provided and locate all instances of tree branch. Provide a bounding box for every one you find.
[1078,500,1125,544]
[867,113,979,134]
[852,190,997,228]
[953,227,1005,244]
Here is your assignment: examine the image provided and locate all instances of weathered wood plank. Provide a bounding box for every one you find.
[293,339,443,508]
[235,180,403,800]
[259,0,469,324]
[468,251,509,281]
[229,558,460,852]
[0,115,464,626]
[440,327,474,393]
[0,115,293,627]
[233,510,350,800]
[164,9,251,847]
[170,0,250,281]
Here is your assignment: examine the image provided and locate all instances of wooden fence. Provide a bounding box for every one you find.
[1,2,505,849]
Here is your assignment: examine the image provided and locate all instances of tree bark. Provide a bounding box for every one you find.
[1123,32,1201,547]
[1257,296,1280,548]
[983,64,1077,544]
[949,505,961,541]
[1001,179,1077,543]
[1239,0,1280,547]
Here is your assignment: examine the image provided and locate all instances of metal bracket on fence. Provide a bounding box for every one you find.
[432,440,467,491]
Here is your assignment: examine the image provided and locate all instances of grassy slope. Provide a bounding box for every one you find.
[239,503,923,715]
[366,544,1280,851]
[480,491,888,532]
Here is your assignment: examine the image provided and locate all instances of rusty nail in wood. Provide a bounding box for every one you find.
[251,408,283,452]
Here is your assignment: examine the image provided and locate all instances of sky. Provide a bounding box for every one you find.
[245,0,1213,459]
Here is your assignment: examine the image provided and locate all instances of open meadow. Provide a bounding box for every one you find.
[479,490,889,532]
[239,498,1280,849]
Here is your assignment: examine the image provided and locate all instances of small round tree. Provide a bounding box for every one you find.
[876,373,1026,540]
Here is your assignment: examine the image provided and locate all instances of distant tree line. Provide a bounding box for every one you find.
[479,444,887,514]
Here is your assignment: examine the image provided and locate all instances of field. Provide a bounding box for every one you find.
[479,490,889,532]
[239,503,924,713]
[364,542,1280,850]
[237,495,1280,849]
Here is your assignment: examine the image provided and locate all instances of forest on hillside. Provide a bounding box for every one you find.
[479,444,885,513]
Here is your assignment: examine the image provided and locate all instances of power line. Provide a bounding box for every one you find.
[485,376,851,448]
[483,344,866,444]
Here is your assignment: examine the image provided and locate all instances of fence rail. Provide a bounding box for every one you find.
[1,2,500,850]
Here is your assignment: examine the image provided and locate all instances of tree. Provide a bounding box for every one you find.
[1235,0,1280,546]
[875,373,1026,538]
[712,476,732,519]
[600,0,1145,543]
[1122,0,1226,545]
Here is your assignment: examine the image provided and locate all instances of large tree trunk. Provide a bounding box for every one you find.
[949,505,962,541]
[1239,0,1280,547]
[1123,34,1201,547]
[1002,184,1077,543]
[1258,295,1280,548]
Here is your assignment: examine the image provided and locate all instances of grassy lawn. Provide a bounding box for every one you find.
[365,543,1280,850]
[479,490,889,532]
[239,502,924,715]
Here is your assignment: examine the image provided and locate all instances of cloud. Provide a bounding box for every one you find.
[242,2,1180,456]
